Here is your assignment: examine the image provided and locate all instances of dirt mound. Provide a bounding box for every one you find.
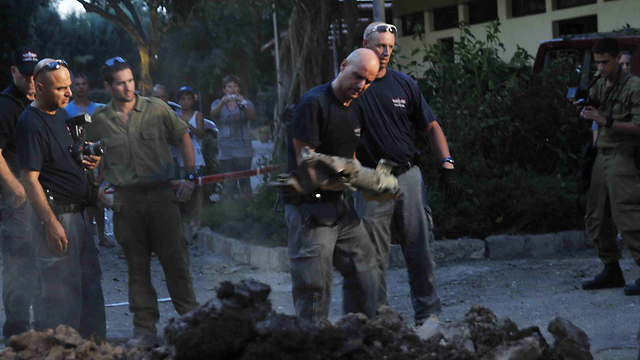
[0,280,592,360]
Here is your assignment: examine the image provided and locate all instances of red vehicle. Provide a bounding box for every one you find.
[533,32,640,87]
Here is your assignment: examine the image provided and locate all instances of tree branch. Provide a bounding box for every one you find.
[77,0,147,46]
[118,0,146,41]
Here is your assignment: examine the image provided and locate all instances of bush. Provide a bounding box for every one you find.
[200,184,288,247]
[401,21,589,238]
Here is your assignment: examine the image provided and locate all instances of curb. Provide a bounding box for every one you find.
[184,224,590,271]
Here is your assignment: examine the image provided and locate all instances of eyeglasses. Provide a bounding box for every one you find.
[105,57,127,66]
[33,59,68,79]
[364,24,397,39]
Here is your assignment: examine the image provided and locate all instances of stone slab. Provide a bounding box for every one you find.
[523,234,562,256]
[485,235,525,259]
[433,239,486,261]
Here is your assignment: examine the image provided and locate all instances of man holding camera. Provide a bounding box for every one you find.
[87,57,198,342]
[579,38,640,295]
[0,46,40,343]
[356,22,458,326]
[16,58,106,338]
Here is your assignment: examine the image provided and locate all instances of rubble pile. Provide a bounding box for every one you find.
[0,280,593,360]
[0,325,124,360]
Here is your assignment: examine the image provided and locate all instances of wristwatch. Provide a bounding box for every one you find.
[442,156,455,165]
[186,172,196,181]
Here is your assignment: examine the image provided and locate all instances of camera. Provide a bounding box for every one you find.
[67,113,103,165]
[66,113,102,206]
[227,94,238,101]
[69,141,103,165]
[566,86,601,108]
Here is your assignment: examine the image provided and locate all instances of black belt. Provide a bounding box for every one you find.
[51,202,85,216]
[391,160,414,177]
[284,190,345,206]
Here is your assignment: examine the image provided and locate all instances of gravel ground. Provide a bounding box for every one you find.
[0,236,638,359]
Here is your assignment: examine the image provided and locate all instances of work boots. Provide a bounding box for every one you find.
[582,262,626,290]
[624,278,640,296]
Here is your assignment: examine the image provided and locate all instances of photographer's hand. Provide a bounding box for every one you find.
[581,106,606,125]
[82,155,101,170]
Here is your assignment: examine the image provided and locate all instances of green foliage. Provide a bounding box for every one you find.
[403,21,588,238]
[29,7,139,89]
[200,184,287,247]
[154,0,293,105]
[0,0,50,84]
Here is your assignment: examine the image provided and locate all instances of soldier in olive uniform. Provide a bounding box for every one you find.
[87,57,199,342]
[579,37,640,295]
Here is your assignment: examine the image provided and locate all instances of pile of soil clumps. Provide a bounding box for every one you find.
[0,280,592,360]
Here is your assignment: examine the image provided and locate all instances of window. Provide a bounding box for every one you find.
[402,12,425,36]
[555,15,597,37]
[468,0,498,25]
[433,5,459,31]
[511,0,545,18]
[556,0,596,10]
[438,37,455,57]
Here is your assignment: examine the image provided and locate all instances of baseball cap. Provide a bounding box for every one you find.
[177,86,195,97]
[12,47,39,75]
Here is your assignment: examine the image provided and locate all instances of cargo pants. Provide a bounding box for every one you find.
[34,210,106,339]
[1,199,39,341]
[112,184,198,337]
[284,197,379,323]
[354,166,441,323]
[585,147,640,265]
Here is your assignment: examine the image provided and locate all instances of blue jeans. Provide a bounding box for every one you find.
[354,166,441,322]
[285,198,378,322]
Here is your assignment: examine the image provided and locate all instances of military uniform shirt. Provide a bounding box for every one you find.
[86,95,188,186]
[590,71,640,149]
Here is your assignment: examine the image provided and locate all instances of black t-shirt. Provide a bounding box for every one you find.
[16,106,86,205]
[287,82,363,172]
[0,80,32,174]
[357,68,437,168]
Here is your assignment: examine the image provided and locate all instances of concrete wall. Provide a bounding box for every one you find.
[393,0,640,70]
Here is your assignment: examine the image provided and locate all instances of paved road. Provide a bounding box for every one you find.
[0,240,637,359]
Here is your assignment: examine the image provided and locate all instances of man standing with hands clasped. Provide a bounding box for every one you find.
[16,58,106,339]
[87,57,198,343]
[355,22,459,326]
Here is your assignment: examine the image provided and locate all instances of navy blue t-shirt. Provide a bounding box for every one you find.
[287,82,363,172]
[357,68,437,168]
[16,106,86,205]
[0,80,31,174]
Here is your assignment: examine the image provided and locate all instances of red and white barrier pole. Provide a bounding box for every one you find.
[104,164,283,194]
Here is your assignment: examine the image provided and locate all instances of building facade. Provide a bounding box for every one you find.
[393,0,640,65]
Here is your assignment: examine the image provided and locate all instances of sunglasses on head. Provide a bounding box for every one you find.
[105,57,127,67]
[365,24,397,39]
[33,59,68,79]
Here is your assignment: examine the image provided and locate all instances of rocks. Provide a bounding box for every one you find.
[547,317,593,360]
[0,325,124,360]
[0,281,595,360]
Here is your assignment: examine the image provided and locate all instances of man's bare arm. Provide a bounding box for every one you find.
[20,169,67,252]
[293,139,315,164]
[0,149,25,207]
[425,121,454,169]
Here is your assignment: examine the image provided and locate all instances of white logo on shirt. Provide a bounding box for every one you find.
[392,98,406,108]
[354,127,361,137]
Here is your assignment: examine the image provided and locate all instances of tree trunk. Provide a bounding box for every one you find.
[137,44,152,96]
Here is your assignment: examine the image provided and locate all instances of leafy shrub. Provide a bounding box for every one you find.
[200,183,288,247]
[401,21,589,238]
